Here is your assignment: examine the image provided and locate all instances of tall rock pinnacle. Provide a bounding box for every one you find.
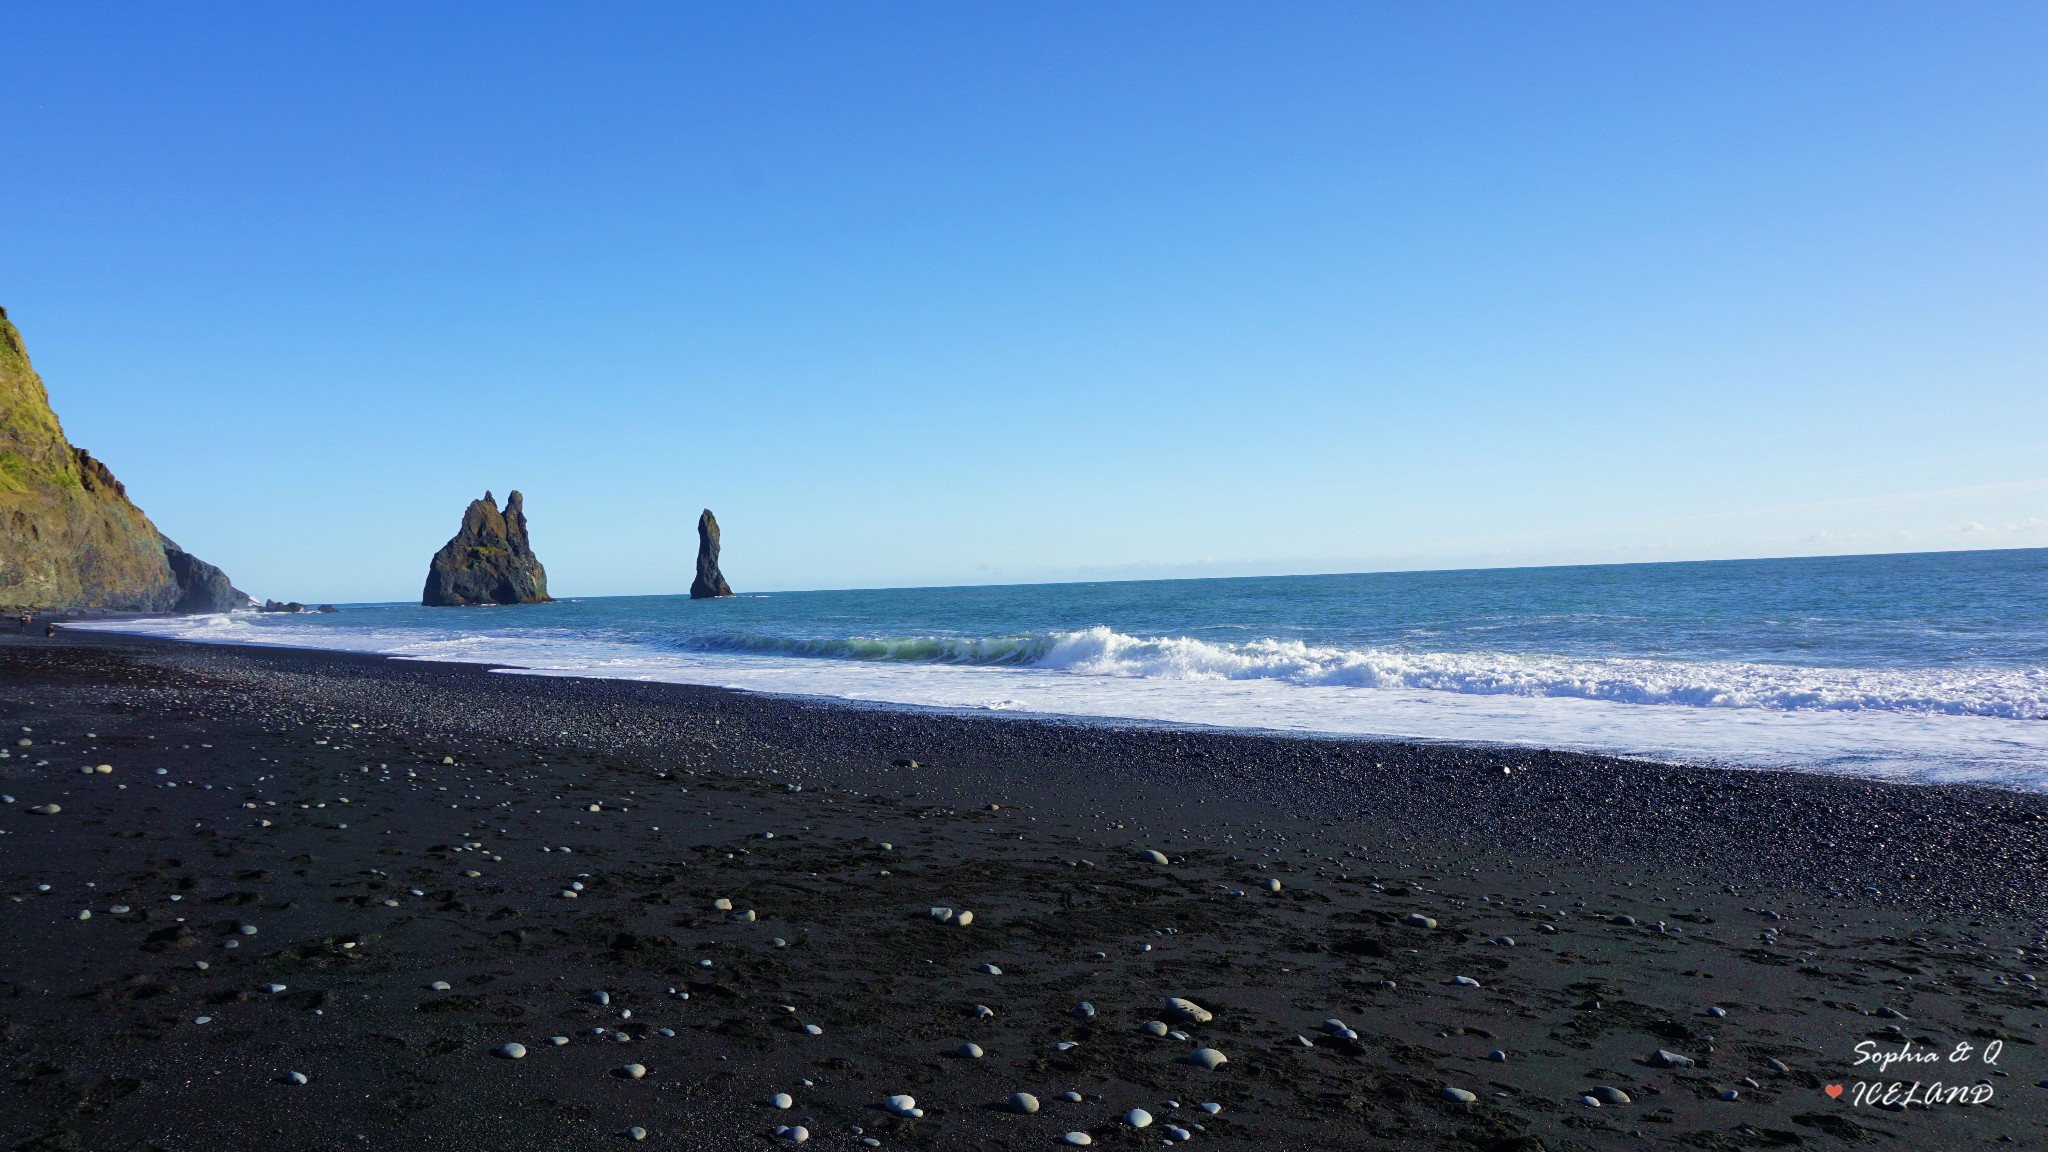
[691,508,733,599]
[422,490,552,606]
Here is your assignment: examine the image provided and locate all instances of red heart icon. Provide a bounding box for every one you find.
[1824,1084,1843,1099]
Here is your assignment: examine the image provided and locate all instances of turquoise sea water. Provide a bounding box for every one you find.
[82,548,2048,790]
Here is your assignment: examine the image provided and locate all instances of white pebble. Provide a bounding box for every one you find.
[1125,1108,1153,1128]
[1062,1133,1093,1146]
[616,1063,646,1079]
[957,1042,984,1059]
[283,1071,308,1085]
[1187,1048,1227,1070]
[771,1092,794,1109]
[884,1094,917,1116]
[496,1043,527,1059]
[1008,1091,1040,1113]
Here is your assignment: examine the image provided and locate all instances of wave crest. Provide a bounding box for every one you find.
[684,625,2047,719]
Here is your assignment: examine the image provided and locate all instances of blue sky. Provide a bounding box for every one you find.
[3,2,2042,602]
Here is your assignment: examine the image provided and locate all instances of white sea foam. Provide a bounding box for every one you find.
[73,612,2048,791]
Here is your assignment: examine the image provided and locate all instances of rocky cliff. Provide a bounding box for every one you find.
[422,490,551,606]
[690,508,733,599]
[161,535,253,614]
[0,307,245,614]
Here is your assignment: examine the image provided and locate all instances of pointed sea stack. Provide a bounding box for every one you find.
[690,508,733,599]
[1,305,245,613]
[422,490,552,606]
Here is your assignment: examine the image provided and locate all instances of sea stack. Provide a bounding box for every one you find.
[690,508,733,599]
[422,490,551,606]
[0,305,247,613]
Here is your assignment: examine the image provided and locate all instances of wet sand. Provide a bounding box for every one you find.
[2,632,2044,1151]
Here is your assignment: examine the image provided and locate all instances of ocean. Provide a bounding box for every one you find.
[77,548,2048,791]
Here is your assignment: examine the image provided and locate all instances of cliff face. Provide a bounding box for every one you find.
[422,490,551,606]
[690,508,733,599]
[161,535,253,614]
[1,307,183,612]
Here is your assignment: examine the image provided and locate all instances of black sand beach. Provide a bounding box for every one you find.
[2,632,2044,1151]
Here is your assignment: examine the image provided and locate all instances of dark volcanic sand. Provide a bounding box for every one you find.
[2,633,2044,1152]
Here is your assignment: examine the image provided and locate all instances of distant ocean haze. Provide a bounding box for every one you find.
[80,548,2048,790]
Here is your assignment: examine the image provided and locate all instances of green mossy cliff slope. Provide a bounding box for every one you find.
[0,306,179,612]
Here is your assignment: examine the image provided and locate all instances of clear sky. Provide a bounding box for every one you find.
[3,3,2043,602]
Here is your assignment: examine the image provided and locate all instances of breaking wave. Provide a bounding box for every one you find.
[670,625,2045,720]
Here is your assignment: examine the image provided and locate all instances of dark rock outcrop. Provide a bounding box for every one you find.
[160,535,253,614]
[690,508,732,599]
[423,490,551,607]
[1,306,245,613]
[260,600,307,614]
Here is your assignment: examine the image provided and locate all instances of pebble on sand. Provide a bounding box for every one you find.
[1139,849,1171,866]
[1263,878,1282,892]
[615,1063,647,1079]
[884,1094,919,1117]
[495,1043,527,1059]
[1591,1085,1631,1105]
[1008,1092,1040,1114]
[978,963,1002,975]
[1062,1134,1093,1147]
[957,1042,985,1059]
[430,980,452,991]
[1073,1002,1095,1018]
[1402,913,1437,929]
[1141,1020,1169,1037]
[282,1072,309,1085]
[1649,1049,1697,1069]
[771,1092,794,1109]
[1442,1087,1478,1103]
[1185,1048,1227,1070]
[627,1127,647,1141]
[31,804,60,816]
[772,1125,809,1143]
[549,1036,570,1046]
[265,984,287,993]
[1163,996,1213,1024]
[1124,1108,1153,1128]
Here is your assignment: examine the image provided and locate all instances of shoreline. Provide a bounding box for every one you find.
[58,614,2048,795]
[2,633,2044,1150]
